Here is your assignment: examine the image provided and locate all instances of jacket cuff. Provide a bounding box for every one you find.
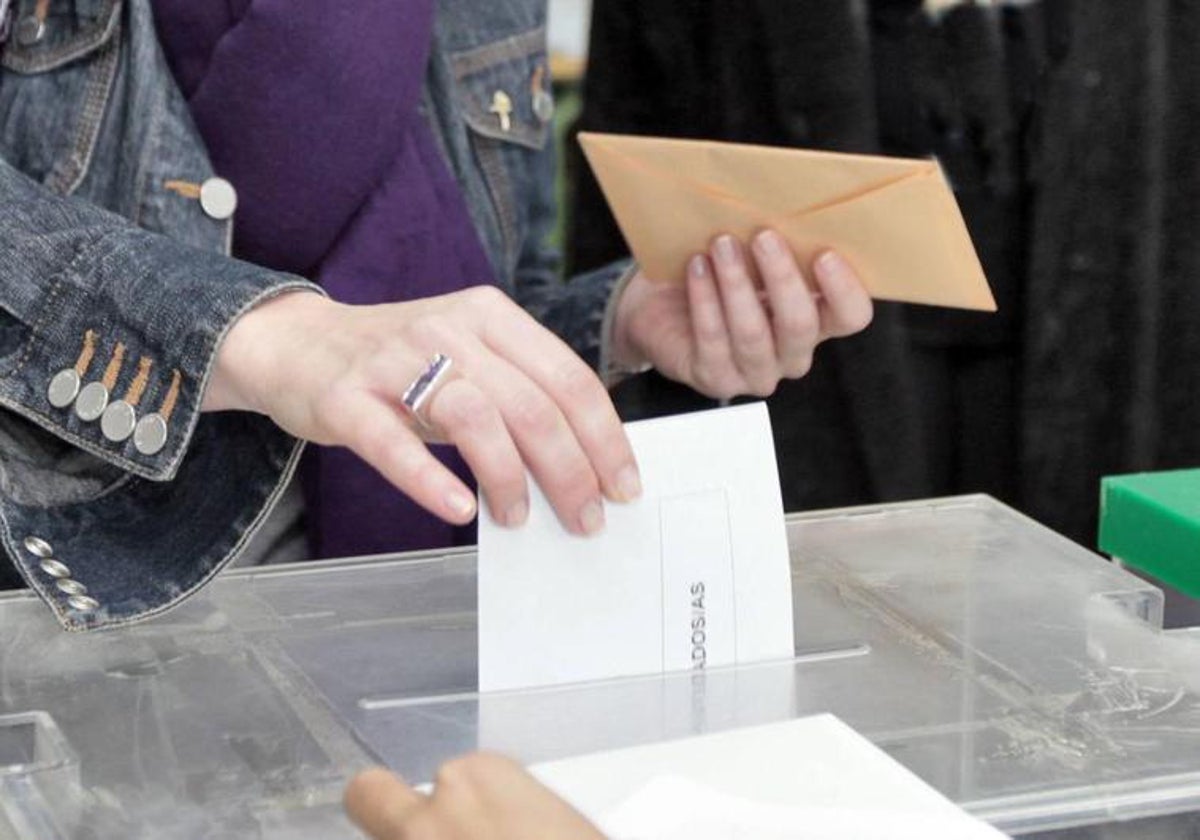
[599,262,653,388]
[0,227,320,482]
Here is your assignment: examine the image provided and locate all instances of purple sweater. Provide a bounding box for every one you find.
[152,1,496,558]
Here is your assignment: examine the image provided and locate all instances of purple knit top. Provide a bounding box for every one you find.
[152,1,496,558]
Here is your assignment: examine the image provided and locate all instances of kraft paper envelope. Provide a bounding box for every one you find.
[578,132,997,311]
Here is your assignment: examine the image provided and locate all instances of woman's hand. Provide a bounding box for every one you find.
[611,231,873,399]
[344,756,607,840]
[205,286,641,536]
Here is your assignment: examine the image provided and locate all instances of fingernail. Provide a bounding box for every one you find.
[616,464,643,501]
[713,235,740,266]
[688,254,710,280]
[815,250,849,281]
[505,499,529,528]
[579,499,606,535]
[447,491,477,520]
[754,230,785,258]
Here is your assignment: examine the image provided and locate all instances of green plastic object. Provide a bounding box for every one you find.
[1099,468,1200,597]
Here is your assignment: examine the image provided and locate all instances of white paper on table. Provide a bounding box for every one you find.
[477,403,793,693]
[531,715,1010,840]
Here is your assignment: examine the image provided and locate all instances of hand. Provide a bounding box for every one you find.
[343,754,607,840]
[611,231,874,399]
[204,286,641,536]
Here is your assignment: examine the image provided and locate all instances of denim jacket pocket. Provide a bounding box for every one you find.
[449,26,552,272]
[0,0,122,193]
[1,0,121,74]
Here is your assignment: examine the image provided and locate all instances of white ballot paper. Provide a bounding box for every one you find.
[478,403,793,693]
[531,715,1010,840]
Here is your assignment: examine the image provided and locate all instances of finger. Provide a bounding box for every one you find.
[750,230,820,379]
[423,377,529,528]
[344,768,426,840]
[477,299,641,509]
[449,335,609,536]
[710,235,779,394]
[330,391,478,525]
[685,254,742,399]
[812,251,874,339]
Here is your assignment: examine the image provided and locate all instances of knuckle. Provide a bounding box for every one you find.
[553,360,602,405]
[538,457,600,509]
[786,354,814,379]
[389,449,439,491]
[694,318,727,346]
[732,323,773,353]
[697,372,740,401]
[477,450,525,495]
[545,456,595,496]
[777,307,819,341]
[435,757,475,792]
[437,384,493,437]
[826,299,873,337]
[465,284,510,313]
[848,301,875,333]
[404,313,449,348]
[745,369,779,397]
[509,392,561,439]
[478,284,509,306]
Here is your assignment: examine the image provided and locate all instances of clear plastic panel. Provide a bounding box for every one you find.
[2,495,1197,838]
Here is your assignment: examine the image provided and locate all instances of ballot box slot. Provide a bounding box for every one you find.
[356,642,872,712]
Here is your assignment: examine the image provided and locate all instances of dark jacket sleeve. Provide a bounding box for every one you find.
[508,86,632,374]
[0,153,320,629]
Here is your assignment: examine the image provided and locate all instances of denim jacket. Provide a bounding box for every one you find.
[0,0,627,630]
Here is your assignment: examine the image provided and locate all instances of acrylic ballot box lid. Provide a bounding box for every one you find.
[1,495,1198,839]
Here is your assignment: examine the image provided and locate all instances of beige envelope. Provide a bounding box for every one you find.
[578,132,997,311]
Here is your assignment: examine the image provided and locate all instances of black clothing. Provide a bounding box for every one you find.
[573,0,1200,545]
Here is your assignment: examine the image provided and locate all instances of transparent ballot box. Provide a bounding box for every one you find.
[2,495,1199,838]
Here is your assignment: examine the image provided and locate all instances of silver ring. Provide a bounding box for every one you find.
[401,353,453,426]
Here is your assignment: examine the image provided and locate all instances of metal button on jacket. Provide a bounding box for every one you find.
[75,382,110,422]
[15,14,44,46]
[67,594,99,613]
[23,536,53,558]
[47,369,82,408]
[134,413,168,456]
[39,558,71,579]
[101,400,137,442]
[532,89,555,124]
[56,578,87,596]
[199,178,238,220]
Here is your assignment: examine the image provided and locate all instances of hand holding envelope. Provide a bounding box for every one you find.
[609,230,876,399]
[580,132,996,312]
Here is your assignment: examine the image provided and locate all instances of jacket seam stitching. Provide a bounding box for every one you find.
[130,45,168,228]
[1,236,87,383]
[471,136,518,273]
[46,23,121,196]
[448,26,545,78]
